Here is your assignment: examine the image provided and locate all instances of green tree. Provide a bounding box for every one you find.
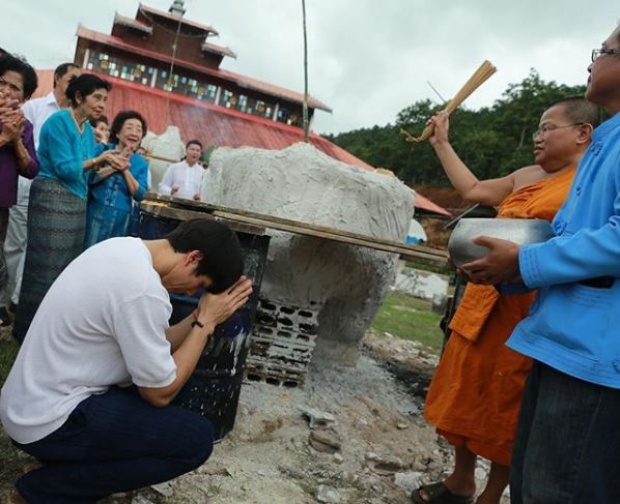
[490,69,586,175]
[327,70,588,187]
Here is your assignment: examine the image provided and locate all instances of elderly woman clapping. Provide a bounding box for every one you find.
[14,74,123,342]
[85,110,149,247]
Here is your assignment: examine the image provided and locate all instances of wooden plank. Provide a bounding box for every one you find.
[143,193,448,261]
[143,195,448,265]
[151,194,440,256]
[211,210,448,266]
[140,203,267,236]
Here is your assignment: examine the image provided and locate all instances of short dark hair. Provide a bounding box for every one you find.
[0,52,38,100]
[186,139,203,150]
[89,115,108,128]
[551,96,602,128]
[109,110,148,144]
[65,74,111,107]
[166,219,243,294]
[53,63,79,88]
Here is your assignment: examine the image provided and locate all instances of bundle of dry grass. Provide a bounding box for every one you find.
[401,60,497,143]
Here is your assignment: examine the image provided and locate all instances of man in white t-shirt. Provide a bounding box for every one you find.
[0,62,81,319]
[158,139,205,200]
[0,218,252,503]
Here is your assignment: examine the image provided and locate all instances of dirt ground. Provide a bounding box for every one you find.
[0,329,510,503]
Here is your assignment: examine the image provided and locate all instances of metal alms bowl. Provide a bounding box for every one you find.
[448,218,554,268]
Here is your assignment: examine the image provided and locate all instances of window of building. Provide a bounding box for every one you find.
[219,89,240,109]
[255,100,273,119]
[87,51,153,85]
[86,49,304,127]
[276,106,302,127]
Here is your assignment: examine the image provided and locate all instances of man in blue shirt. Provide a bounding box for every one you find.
[463,24,620,504]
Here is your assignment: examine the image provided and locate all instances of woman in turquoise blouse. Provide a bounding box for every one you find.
[85,110,149,247]
[14,74,120,342]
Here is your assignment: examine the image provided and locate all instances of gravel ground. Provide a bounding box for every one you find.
[0,328,510,503]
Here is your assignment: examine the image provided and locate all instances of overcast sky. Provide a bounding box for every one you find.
[1,0,618,135]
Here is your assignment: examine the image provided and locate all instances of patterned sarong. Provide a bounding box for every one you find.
[13,178,86,342]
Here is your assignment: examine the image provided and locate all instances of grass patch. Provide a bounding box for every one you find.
[404,259,453,276]
[0,338,19,386]
[0,337,21,490]
[372,291,444,353]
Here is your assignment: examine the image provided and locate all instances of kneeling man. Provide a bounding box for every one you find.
[1,218,252,503]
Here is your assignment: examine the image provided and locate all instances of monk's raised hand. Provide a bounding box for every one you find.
[428,112,450,147]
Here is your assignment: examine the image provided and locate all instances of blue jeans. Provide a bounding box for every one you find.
[13,386,214,503]
[511,361,620,504]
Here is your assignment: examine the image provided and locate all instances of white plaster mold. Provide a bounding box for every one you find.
[201,143,414,365]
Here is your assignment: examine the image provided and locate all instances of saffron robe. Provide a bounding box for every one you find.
[423,167,575,467]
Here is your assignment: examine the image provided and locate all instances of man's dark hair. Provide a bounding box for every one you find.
[186,139,203,150]
[53,62,79,88]
[65,74,111,107]
[109,110,148,144]
[551,96,602,128]
[166,219,243,294]
[0,52,38,100]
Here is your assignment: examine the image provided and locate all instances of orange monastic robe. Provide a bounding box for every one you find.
[423,167,575,467]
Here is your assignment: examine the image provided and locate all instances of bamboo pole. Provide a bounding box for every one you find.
[301,0,310,143]
[401,60,497,143]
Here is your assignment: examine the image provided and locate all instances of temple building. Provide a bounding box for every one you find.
[30,1,449,216]
[75,1,329,130]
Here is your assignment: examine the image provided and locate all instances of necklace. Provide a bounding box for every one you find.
[69,108,84,134]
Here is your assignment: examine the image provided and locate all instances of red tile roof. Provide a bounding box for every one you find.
[413,193,452,216]
[137,4,218,35]
[200,41,237,60]
[113,13,153,34]
[31,70,450,216]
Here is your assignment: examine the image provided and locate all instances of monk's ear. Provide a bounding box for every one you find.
[576,123,594,145]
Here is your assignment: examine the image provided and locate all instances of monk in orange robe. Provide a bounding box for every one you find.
[412,97,599,504]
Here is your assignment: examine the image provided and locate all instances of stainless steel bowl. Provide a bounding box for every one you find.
[448,218,554,268]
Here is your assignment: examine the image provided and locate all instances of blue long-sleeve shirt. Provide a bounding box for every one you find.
[88,144,149,212]
[507,112,620,387]
[37,109,96,199]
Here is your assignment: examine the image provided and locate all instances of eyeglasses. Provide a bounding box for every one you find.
[591,48,620,62]
[532,123,585,141]
[0,76,23,95]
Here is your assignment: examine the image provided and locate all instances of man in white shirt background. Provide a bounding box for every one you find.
[0,62,81,321]
[158,139,205,201]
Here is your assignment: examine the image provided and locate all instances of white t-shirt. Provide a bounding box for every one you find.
[0,238,176,444]
[158,160,204,200]
[22,92,60,149]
